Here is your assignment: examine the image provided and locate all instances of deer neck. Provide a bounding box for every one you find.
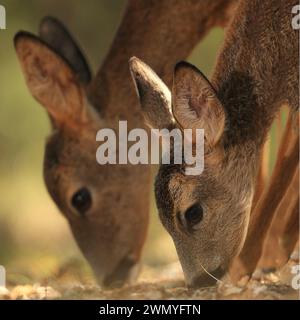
[89,0,236,129]
[212,0,298,150]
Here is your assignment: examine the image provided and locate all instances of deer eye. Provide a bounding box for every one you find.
[180,204,204,231]
[71,187,92,215]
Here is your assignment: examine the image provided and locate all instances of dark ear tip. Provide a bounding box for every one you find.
[13,31,24,46]
[39,15,63,31]
[175,60,193,70]
[174,61,200,75]
[14,31,36,48]
[40,15,58,24]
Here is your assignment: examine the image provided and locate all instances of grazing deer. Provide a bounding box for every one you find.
[14,0,236,287]
[130,0,299,287]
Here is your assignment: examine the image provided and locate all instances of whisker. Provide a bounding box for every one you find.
[199,263,224,284]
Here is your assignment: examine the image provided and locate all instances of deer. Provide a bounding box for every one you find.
[14,0,237,287]
[130,0,299,288]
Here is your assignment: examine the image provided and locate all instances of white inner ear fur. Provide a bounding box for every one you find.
[172,67,225,148]
[129,57,174,129]
[15,36,101,129]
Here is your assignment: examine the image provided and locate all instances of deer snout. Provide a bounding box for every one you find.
[102,256,140,288]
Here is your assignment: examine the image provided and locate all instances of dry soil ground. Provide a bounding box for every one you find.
[0,260,299,300]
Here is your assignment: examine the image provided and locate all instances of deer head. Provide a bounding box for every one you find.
[130,58,256,287]
[13,0,237,287]
[14,17,149,287]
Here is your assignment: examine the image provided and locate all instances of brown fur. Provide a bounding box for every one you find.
[259,166,299,270]
[230,112,299,281]
[130,0,299,287]
[14,1,236,286]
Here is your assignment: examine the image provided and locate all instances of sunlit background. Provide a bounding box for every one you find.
[0,0,283,286]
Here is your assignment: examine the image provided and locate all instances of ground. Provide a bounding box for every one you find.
[0,261,299,300]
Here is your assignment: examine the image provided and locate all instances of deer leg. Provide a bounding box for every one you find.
[280,194,299,263]
[252,138,270,207]
[256,110,290,270]
[258,166,299,270]
[252,111,284,209]
[229,112,299,283]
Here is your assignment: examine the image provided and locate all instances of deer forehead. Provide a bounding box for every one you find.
[167,174,199,213]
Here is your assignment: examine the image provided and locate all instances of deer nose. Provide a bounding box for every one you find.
[102,256,137,288]
[189,266,225,288]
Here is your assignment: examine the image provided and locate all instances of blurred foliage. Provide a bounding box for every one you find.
[0,0,284,285]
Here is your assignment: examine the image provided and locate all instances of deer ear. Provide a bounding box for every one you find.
[39,16,91,84]
[129,57,173,129]
[172,61,225,148]
[14,32,92,127]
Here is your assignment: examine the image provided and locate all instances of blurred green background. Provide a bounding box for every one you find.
[0,0,282,285]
